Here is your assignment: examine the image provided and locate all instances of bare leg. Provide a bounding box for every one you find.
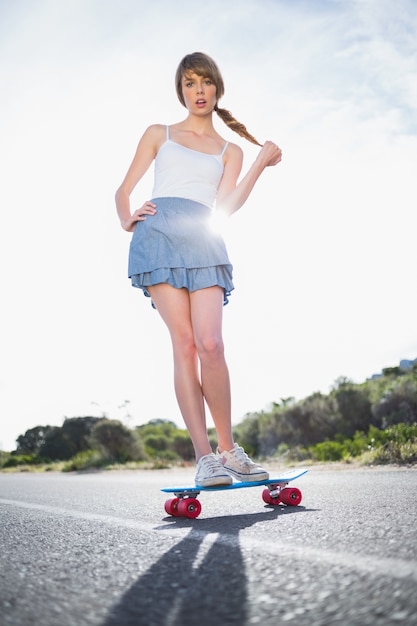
[147,284,213,460]
[148,284,235,459]
[189,287,234,453]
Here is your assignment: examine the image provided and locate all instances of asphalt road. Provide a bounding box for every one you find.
[0,465,416,626]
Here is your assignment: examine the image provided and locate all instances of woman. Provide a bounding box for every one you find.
[115,52,282,486]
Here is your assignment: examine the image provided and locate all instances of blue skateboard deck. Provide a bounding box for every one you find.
[162,468,308,518]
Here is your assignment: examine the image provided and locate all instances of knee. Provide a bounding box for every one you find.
[173,332,197,362]
[195,334,224,362]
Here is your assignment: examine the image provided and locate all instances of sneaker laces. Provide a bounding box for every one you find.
[201,454,223,473]
[232,445,255,468]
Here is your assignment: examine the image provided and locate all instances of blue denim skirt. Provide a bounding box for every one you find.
[128,197,234,305]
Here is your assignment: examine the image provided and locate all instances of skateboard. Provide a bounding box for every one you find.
[161,467,308,518]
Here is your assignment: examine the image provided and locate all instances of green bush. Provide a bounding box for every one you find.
[172,432,194,461]
[385,422,417,443]
[310,440,347,462]
[367,423,417,464]
[2,454,43,468]
[305,423,417,465]
[143,434,170,457]
[0,451,10,468]
[344,432,369,457]
[371,440,417,464]
[286,445,310,462]
[62,450,106,471]
[90,419,146,462]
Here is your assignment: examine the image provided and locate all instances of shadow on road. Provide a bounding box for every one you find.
[101,506,307,625]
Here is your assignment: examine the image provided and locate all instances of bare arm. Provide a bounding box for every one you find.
[217,141,282,216]
[115,124,165,232]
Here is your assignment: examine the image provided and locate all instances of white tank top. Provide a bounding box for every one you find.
[151,126,228,208]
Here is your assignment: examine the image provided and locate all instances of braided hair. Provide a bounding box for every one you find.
[175,52,262,147]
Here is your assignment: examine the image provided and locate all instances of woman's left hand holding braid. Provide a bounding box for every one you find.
[257,141,282,168]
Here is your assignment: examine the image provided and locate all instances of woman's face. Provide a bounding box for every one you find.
[181,71,217,114]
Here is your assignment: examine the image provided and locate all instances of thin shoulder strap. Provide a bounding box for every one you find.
[221,141,229,155]
[166,125,170,140]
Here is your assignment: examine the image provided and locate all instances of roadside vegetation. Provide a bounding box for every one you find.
[1,362,416,472]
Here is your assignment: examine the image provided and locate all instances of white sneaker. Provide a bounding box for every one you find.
[217,444,269,482]
[195,453,233,487]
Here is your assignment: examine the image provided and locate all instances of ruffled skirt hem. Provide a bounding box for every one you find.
[131,264,234,306]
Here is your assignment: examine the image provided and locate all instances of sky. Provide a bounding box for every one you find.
[1,0,416,451]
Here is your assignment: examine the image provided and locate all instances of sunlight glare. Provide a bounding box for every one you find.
[209,209,229,235]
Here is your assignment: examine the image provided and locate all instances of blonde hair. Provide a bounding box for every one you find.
[175,52,262,147]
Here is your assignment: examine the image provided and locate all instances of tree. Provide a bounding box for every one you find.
[172,432,194,461]
[38,416,104,461]
[61,416,103,455]
[372,378,417,428]
[143,434,169,456]
[233,413,262,456]
[332,386,373,437]
[16,426,55,455]
[39,427,72,461]
[90,419,145,462]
